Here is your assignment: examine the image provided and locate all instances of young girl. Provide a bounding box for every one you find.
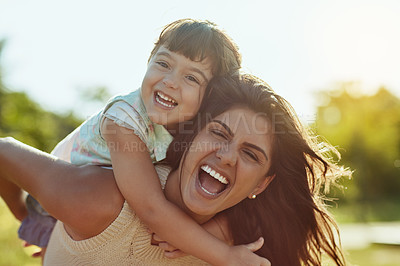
[5,19,270,264]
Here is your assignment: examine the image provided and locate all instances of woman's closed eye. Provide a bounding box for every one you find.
[210,129,228,140]
[242,149,259,162]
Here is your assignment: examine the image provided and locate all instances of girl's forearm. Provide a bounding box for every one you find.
[142,199,231,265]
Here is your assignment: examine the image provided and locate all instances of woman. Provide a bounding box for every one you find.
[166,74,349,265]
[0,74,348,265]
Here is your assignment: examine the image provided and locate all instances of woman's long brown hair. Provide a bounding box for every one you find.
[166,74,349,265]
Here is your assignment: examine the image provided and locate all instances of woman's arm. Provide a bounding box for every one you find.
[0,137,124,239]
[0,175,27,222]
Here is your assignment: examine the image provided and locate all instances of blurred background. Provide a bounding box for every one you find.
[0,0,399,265]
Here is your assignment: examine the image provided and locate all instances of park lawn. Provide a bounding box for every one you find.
[323,245,400,266]
[0,199,40,266]
[345,245,400,266]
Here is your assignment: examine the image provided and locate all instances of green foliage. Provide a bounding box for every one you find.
[315,83,400,220]
[0,41,82,152]
[0,90,82,152]
[80,86,112,103]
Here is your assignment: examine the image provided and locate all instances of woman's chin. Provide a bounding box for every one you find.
[182,177,224,217]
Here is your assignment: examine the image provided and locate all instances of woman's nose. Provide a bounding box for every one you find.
[216,143,237,166]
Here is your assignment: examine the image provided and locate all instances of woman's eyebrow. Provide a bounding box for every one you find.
[212,120,234,137]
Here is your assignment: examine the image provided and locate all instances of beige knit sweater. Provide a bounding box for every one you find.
[43,166,209,265]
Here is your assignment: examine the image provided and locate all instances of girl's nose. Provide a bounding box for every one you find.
[163,72,179,89]
[216,143,237,166]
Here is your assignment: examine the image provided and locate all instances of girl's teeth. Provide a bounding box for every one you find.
[157,92,176,104]
[156,96,174,108]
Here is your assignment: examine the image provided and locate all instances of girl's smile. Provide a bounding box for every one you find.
[154,91,178,109]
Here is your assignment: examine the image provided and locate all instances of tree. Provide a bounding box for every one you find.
[315,83,400,209]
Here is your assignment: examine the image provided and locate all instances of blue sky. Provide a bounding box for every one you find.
[0,0,399,120]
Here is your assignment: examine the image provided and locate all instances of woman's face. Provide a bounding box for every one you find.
[179,107,274,218]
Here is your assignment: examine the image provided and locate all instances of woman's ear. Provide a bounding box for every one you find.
[248,175,276,199]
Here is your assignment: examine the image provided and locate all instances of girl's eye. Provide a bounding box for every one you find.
[186,75,200,85]
[243,149,259,162]
[156,61,169,68]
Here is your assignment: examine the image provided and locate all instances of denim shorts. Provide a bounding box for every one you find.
[18,195,56,247]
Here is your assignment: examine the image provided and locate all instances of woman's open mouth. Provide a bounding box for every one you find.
[197,164,229,197]
[154,91,178,109]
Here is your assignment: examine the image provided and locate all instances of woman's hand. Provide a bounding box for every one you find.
[22,242,45,258]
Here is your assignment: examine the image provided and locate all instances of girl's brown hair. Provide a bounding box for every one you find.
[166,74,349,265]
[149,18,241,77]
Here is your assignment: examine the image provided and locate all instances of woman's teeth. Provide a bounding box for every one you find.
[200,165,228,185]
[200,185,217,196]
[155,91,177,108]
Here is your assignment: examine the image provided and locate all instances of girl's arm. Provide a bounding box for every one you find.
[0,137,124,239]
[153,213,233,258]
[101,119,269,266]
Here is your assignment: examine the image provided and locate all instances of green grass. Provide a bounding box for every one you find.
[328,200,400,266]
[0,199,40,266]
[345,245,400,266]
[322,245,400,266]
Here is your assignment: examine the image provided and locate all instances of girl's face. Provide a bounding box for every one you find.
[179,107,274,220]
[141,46,213,130]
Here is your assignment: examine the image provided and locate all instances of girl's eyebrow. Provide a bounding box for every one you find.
[156,51,174,59]
[212,119,268,161]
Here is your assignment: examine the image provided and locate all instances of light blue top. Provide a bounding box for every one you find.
[70,89,173,166]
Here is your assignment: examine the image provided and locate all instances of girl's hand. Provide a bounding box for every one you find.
[152,232,271,265]
[151,232,187,259]
[226,237,271,266]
